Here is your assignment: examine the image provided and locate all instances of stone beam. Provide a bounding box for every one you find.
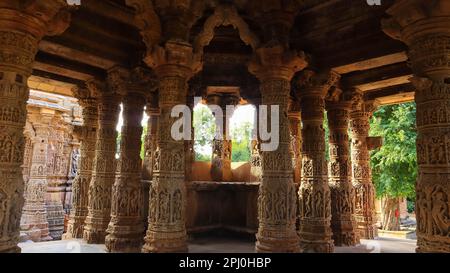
[82,0,136,27]
[364,83,415,105]
[34,52,106,81]
[44,34,130,67]
[39,40,116,70]
[354,75,412,92]
[28,76,76,97]
[340,61,410,86]
[32,69,85,87]
[332,52,408,74]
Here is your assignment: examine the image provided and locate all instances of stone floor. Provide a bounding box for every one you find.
[19,235,417,253]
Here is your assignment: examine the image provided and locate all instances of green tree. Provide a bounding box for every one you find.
[370,102,417,230]
[193,105,216,161]
[231,121,253,162]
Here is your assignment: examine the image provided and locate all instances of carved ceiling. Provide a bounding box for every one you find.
[31,0,413,106]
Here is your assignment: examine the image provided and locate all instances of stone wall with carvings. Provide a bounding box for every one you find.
[20,90,80,242]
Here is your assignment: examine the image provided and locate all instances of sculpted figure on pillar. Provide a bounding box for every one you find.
[105,67,157,252]
[64,129,80,214]
[325,85,358,246]
[64,85,99,239]
[349,89,379,240]
[0,0,71,252]
[83,76,123,244]
[382,0,450,252]
[296,69,339,253]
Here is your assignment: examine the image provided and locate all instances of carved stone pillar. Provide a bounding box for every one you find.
[325,87,358,246]
[46,116,68,240]
[64,87,99,239]
[20,115,53,242]
[64,138,80,214]
[105,68,154,252]
[142,92,159,233]
[349,91,378,240]
[185,98,195,183]
[248,45,307,253]
[382,0,450,252]
[250,103,262,182]
[142,92,159,182]
[142,41,200,253]
[83,79,122,244]
[208,94,239,182]
[297,70,339,253]
[0,0,70,253]
[288,98,302,185]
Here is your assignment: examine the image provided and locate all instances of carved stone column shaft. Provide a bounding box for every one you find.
[297,71,337,253]
[143,73,189,253]
[84,91,121,244]
[20,120,52,242]
[65,93,98,239]
[288,100,302,185]
[382,0,450,252]
[349,100,378,240]
[248,45,307,253]
[250,105,262,182]
[326,96,358,246]
[0,0,70,252]
[105,92,145,252]
[142,41,199,253]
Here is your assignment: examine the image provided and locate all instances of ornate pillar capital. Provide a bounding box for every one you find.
[245,0,301,48]
[325,86,353,111]
[382,0,450,80]
[248,45,308,81]
[72,86,98,107]
[145,41,202,79]
[296,70,340,99]
[0,0,71,38]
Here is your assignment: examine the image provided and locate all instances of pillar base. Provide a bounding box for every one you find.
[0,244,21,253]
[105,235,143,253]
[357,223,378,240]
[20,223,53,242]
[83,215,110,244]
[299,225,334,253]
[63,216,86,239]
[331,229,358,247]
[255,230,300,253]
[299,239,334,253]
[105,222,144,253]
[416,236,450,253]
[142,230,188,253]
[83,225,108,244]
